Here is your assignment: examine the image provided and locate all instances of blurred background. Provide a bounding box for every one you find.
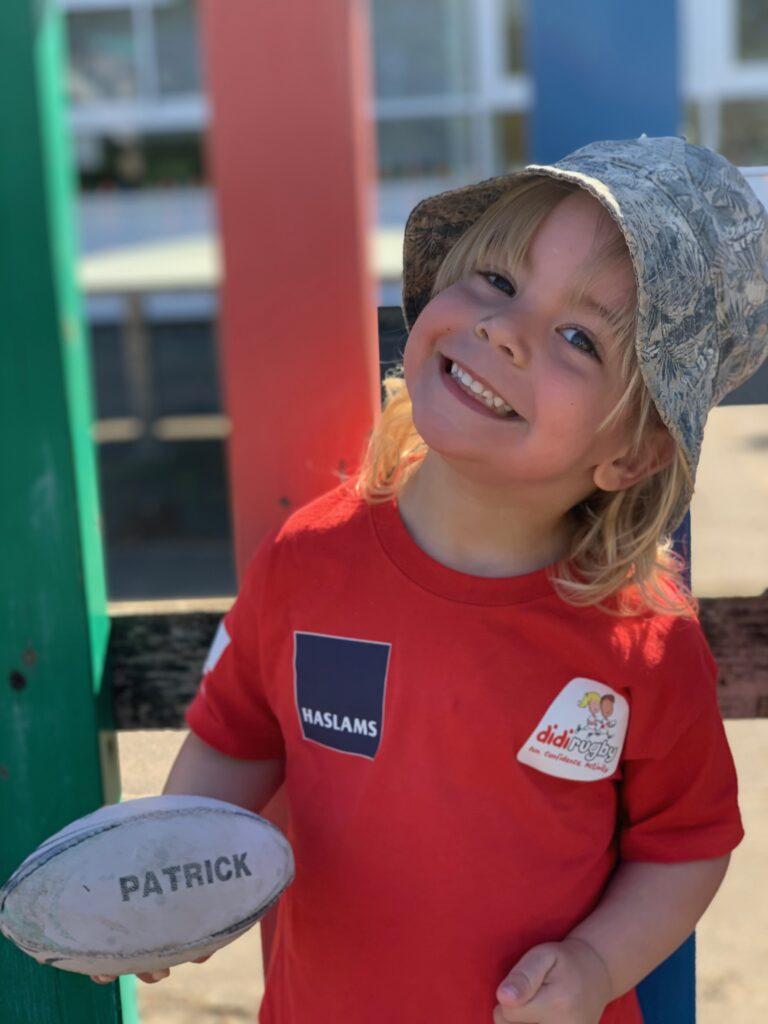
[64,0,768,601]
[33,4,768,1020]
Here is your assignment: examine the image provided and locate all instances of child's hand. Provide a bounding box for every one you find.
[90,954,212,985]
[494,937,612,1023]
[92,969,170,985]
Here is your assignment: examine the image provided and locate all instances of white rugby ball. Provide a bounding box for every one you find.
[0,795,294,976]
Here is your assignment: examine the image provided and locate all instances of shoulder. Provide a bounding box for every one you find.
[606,605,719,751]
[274,480,368,542]
[610,598,720,688]
[562,590,716,701]
[596,573,709,675]
[609,604,714,678]
[238,482,371,597]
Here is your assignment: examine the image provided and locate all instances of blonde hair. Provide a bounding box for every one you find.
[358,178,695,617]
[578,692,601,708]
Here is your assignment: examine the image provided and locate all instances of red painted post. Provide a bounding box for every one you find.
[200,0,380,570]
[199,0,379,972]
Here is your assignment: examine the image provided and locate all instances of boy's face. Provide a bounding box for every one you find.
[403,191,642,510]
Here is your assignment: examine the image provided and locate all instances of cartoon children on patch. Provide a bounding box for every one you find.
[578,690,615,735]
[600,694,616,729]
[579,690,603,729]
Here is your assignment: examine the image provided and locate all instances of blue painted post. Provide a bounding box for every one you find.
[527,0,680,163]
[637,938,696,1024]
[634,515,696,1024]
[528,10,693,1017]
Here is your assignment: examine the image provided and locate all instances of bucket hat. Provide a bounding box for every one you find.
[402,136,768,528]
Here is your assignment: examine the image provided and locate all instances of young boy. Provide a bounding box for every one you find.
[101,136,767,1023]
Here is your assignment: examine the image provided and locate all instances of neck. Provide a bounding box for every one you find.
[397,452,573,577]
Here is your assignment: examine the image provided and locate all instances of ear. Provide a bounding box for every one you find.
[592,426,676,493]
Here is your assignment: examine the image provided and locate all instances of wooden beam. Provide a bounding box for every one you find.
[107,592,768,729]
[199,0,380,570]
[108,601,227,729]
[699,592,768,718]
[0,2,132,1019]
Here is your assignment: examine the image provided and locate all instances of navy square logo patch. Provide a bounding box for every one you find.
[294,632,390,759]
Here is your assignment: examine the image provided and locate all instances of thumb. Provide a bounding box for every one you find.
[497,944,558,1006]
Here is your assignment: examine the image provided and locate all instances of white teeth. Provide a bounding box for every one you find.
[449,361,516,417]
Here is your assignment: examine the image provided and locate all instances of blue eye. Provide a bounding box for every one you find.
[479,271,516,296]
[561,327,600,361]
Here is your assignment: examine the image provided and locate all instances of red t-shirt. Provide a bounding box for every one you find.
[187,483,743,1024]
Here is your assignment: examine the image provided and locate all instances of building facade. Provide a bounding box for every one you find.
[62,0,768,220]
[58,0,768,599]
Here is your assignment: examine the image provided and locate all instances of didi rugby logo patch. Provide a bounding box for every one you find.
[517,678,629,781]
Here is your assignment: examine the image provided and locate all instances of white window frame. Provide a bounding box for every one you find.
[475,0,530,104]
[374,0,531,179]
[59,1,179,10]
[69,95,208,136]
[731,0,768,69]
[63,0,205,135]
[681,0,768,154]
[682,0,768,100]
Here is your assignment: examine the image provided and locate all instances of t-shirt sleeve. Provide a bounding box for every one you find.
[186,534,285,760]
[618,618,744,862]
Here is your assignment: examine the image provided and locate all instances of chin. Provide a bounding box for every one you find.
[409,408,465,459]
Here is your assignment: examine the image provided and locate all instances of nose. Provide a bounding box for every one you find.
[474,310,530,365]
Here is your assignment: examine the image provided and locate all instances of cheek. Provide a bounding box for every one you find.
[402,318,438,382]
[404,288,468,369]
[537,367,610,424]
[401,337,419,392]
[532,374,586,427]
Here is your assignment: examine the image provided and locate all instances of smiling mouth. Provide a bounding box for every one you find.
[447,360,518,418]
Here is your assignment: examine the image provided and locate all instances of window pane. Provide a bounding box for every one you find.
[681,102,701,146]
[152,320,221,416]
[377,117,472,180]
[76,134,204,190]
[372,0,470,98]
[503,0,526,74]
[154,0,202,96]
[494,112,526,171]
[67,10,138,103]
[720,100,768,165]
[738,0,768,60]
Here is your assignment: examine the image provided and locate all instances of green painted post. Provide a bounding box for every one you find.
[0,2,136,1021]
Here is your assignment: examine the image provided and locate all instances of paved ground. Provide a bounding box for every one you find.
[116,404,768,1023]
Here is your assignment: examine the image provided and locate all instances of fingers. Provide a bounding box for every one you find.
[137,969,171,984]
[91,969,171,984]
[495,938,613,1023]
[90,955,212,985]
[497,944,558,1008]
[495,1007,536,1024]
[493,1009,537,1024]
